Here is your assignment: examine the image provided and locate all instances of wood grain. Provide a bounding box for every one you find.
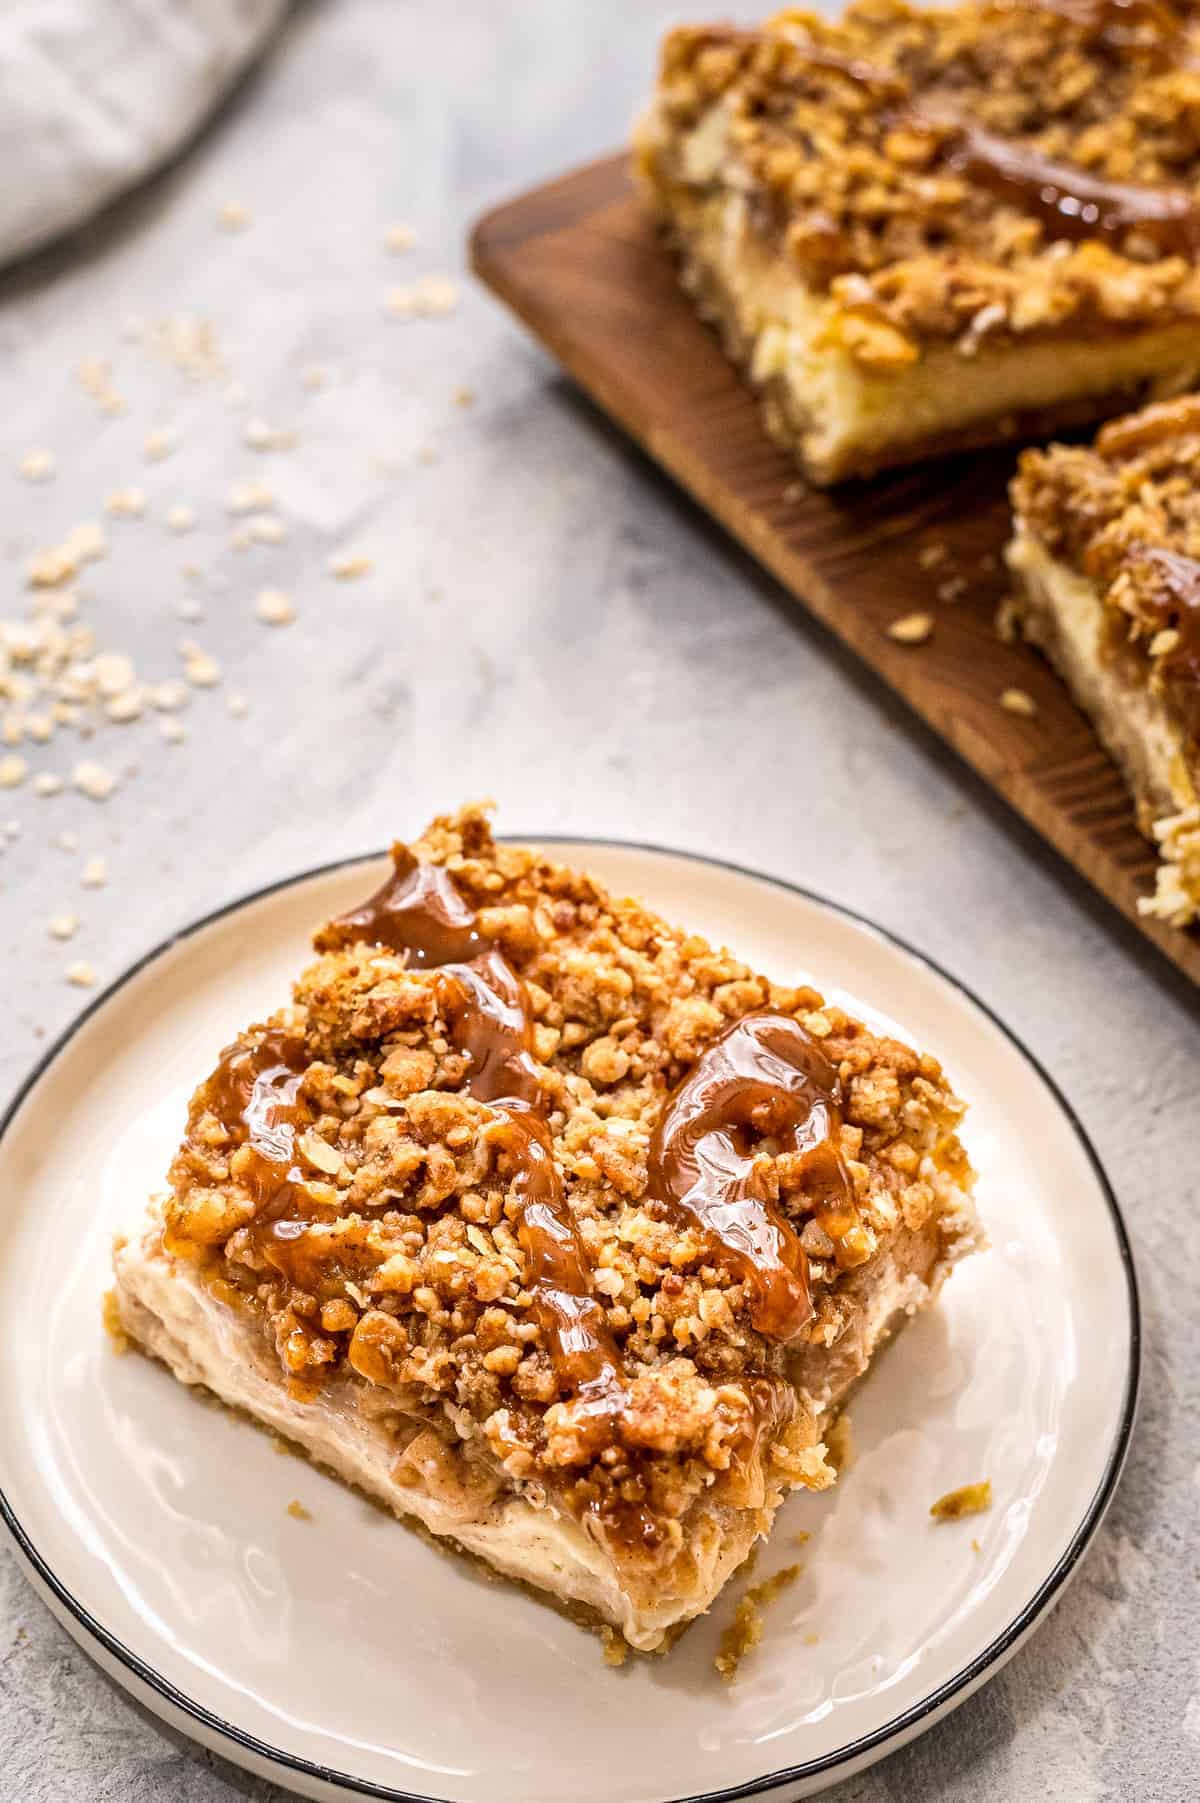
[470,153,1199,988]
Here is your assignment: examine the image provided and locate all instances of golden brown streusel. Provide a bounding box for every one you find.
[643,0,1200,360]
[158,807,974,1565]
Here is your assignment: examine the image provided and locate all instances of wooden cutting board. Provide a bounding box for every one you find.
[470,152,1199,989]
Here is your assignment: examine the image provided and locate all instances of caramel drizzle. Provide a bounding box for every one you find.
[205,1029,309,1210]
[645,1013,856,1346]
[945,125,1200,256]
[324,856,624,1408]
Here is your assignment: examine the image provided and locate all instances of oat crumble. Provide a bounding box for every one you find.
[116,807,980,1647]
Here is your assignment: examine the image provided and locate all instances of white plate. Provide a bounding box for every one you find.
[0,842,1138,1803]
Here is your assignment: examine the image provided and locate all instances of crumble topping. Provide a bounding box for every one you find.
[159,806,974,1558]
[1011,394,1200,729]
[643,0,1200,364]
[1011,393,1200,923]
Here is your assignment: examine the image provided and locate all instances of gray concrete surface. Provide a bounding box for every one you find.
[0,3,1196,1799]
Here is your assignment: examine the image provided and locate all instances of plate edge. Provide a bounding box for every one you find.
[0,837,1142,1803]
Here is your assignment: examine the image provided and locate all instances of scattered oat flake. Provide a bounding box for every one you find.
[94,652,136,696]
[227,480,274,514]
[106,690,144,723]
[226,693,250,719]
[144,428,177,463]
[286,1499,311,1521]
[247,513,286,545]
[185,657,220,689]
[244,418,296,452]
[27,546,77,589]
[385,223,415,253]
[0,755,28,788]
[255,587,295,626]
[53,830,79,852]
[887,611,934,646]
[166,504,196,534]
[73,759,116,800]
[82,856,107,888]
[141,315,226,383]
[65,960,96,988]
[995,595,1022,644]
[930,1480,993,1522]
[328,552,372,580]
[178,598,205,622]
[218,200,251,231]
[159,716,187,744]
[149,679,188,713]
[782,479,806,502]
[1000,687,1037,718]
[301,364,328,391]
[32,773,64,797]
[385,275,459,319]
[75,358,125,415]
[937,576,967,603]
[48,912,78,941]
[106,487,147,519]
[453,386,475,409]
[18,449,55,482]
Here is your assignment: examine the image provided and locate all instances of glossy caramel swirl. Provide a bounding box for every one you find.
[946,125,1200,255]
[205,1029,308,1210]
[323,849,484,967]
[645,1013,856,1345]
[325,856,625,1409]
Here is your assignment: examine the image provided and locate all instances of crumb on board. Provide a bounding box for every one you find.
[714,1565,801,1680]
[930,1480,992,1522]
[887,611,934,645]
[286,1499,312,1521]
[101,1289,129,1353]
[1000,687,1038,718]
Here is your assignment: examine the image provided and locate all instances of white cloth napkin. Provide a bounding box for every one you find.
[0,0,288,266]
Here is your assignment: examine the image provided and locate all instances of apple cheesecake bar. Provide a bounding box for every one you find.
[1009,394,1200,928]
[635,1,1200,484]
[113,807,980,1650]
